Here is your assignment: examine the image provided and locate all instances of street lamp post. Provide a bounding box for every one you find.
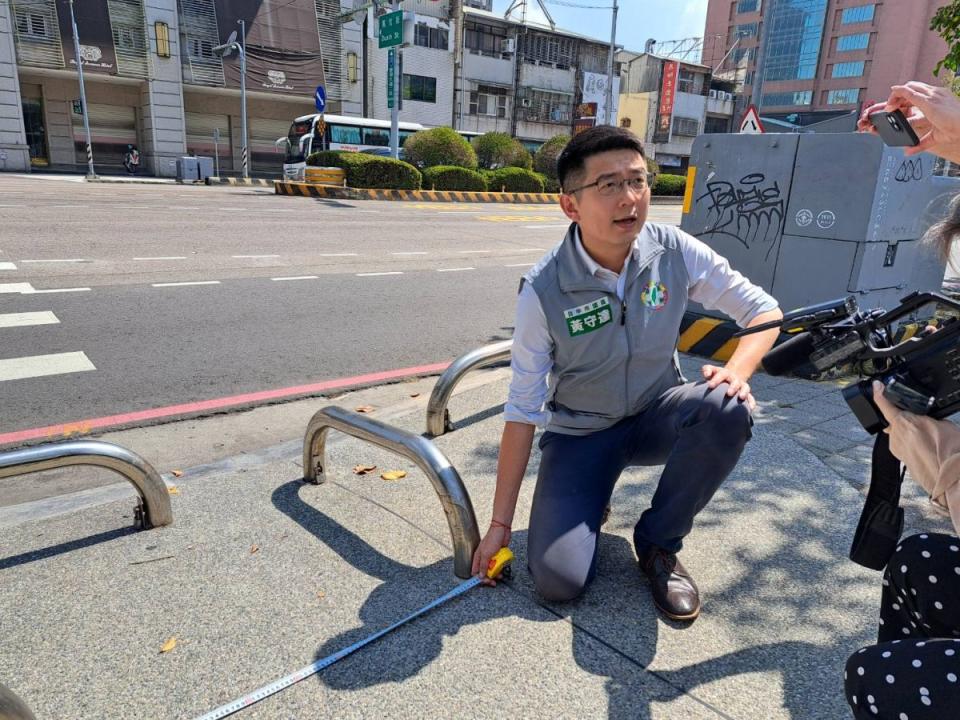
[68,0,96,178]
[213,24,248,178]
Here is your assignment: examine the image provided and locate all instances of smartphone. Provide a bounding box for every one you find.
[868,109,920,147]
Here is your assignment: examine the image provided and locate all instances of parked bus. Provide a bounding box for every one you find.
[278,113,426,180]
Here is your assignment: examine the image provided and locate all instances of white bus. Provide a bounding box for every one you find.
[279,113,426,180]
[278,114,488,180]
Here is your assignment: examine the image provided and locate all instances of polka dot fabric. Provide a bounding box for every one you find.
[845,534,960,719]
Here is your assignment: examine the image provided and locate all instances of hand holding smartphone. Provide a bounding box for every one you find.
[868,109,921,147]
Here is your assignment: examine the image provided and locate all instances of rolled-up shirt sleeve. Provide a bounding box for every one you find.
[678,229,779,327]
[504,281,553,427]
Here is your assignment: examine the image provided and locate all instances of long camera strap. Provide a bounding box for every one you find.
[849,431,906,570]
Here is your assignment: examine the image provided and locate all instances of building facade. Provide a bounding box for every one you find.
[617,50,734,171]
[703,0,949,126]
[0,0,352,175]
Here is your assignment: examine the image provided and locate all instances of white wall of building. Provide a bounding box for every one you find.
[0,2,30,171]
[141,0,187,177]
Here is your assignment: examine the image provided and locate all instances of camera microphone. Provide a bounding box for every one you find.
[761,332,816,376]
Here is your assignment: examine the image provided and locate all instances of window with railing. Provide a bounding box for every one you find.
[178,0,225,86]
[761,90,813,106]
[827,88,860,104]
[464,21,508,57]
[836,33,869,51]
[415,23,449,50]
[521,89,573,124]
[108,0,149,78]
[524,32,575,70]
[841,5,875,24]
[832,61,864,78]
[403,74,437,103]
[469,85,508,118]
[10,0,63,67]
[672,116,700,136]
[677,69,697,93]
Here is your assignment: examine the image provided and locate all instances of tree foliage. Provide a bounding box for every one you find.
[931,1,960,76]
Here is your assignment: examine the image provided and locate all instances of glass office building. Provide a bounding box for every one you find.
[762,0,828,82]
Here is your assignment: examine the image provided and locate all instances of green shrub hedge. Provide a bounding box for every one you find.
[653,173,686,196]
[535,172,561,194]
[533,135,570,180]
[422,165,487,191]
[305,150,421,189]
[486,167,545,193]
[404,127,478,169]
[472,132,532,170]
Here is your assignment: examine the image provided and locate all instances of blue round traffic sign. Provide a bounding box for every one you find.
[315,85,326,113]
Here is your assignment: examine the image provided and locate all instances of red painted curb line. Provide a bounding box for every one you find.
[0,361,451,446]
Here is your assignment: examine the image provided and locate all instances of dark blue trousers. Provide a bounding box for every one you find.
[527,381,752,601]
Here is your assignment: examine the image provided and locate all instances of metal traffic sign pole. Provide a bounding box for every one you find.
[68,0,96,178]
[213,127,220,177]
[378,1,404,159]
[213,25,248,178]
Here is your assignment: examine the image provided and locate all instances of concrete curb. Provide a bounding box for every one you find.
[205,177,274,187]
[274,181,560,203]
[84,176,177,185]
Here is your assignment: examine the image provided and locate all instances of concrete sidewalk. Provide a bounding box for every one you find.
[0,356,953,720]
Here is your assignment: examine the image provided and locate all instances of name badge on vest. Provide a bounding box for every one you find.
[563,297,613,337]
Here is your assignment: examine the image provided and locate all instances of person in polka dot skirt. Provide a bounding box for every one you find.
[843,381,960,719]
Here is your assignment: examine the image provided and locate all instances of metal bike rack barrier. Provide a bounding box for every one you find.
[302,406,480,578]
[0,440,173,529]
[426,340,513,437]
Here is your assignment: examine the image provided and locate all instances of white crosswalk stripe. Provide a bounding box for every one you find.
[0,306,95,383]
[0,311,59,328]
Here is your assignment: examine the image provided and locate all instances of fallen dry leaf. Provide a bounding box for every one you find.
[317,590,326,600]
[355,405,375,413]
[250,545,259,554]
[381,470,407,482]
[171,470,184,478]
[159,637,177,654]
[409,393,421,398]
[352,464,377,475]
[167,485,180,495]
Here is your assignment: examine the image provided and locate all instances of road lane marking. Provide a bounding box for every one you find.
[438,211,482,214]
[0,351,95,382]
[0,262,15,270]
[272,275,318,281]
[357,271,403,277]
[0,311,59,328]
[437,267,475,273]
[20,258,88,263]
[152,280,221,287]
[233,254,280,258]
[134,256,188,261]
[0,283,33,293]
[25,287,91,294]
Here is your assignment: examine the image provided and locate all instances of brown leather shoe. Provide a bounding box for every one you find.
[638,546,701,621]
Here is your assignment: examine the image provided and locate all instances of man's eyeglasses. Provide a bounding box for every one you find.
[565,172,657,197]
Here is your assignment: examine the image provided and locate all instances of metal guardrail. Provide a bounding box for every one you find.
[0,440,173,529]
[0,682,36,720]
[426,340,512,436]
[302,406,479,578]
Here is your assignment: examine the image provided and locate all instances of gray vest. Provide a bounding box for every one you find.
[526,222,691,435]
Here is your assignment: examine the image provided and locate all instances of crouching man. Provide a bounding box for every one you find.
[472,126,782,621]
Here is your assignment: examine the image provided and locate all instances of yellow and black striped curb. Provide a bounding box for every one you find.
[205,177,274,187]
[274,181,560,204]
[678,314,743,363]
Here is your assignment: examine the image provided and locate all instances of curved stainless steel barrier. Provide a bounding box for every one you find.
[0,440,173,529]
[303,406,479,578]
[426,339,512,436]
[0,682,36,720]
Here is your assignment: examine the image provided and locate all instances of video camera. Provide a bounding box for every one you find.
[736,292,960,570]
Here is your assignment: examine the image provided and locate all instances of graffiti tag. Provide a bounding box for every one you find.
[696,173,785,259]
[894,157,923,183]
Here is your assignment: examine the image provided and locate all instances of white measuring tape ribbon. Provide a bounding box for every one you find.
[194,575,484,720]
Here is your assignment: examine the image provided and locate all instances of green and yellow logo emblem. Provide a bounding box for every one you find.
[640,281,668,310]
[564,297,613,337]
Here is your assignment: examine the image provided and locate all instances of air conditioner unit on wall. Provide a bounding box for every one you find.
[503,38,516,54]
[709,89,718,99]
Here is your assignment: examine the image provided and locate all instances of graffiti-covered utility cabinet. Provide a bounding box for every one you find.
[680,133,960,317]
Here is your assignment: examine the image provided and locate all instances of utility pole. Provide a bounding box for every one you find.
[239,19,248,178]
[68,0,95,178]
[604,0,618,125]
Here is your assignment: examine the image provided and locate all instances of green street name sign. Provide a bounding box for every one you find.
[378,10,403,48]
